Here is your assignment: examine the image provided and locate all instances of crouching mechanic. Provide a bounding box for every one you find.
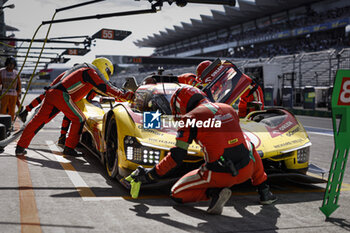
[132,85,276,215]
[15,57,134,156]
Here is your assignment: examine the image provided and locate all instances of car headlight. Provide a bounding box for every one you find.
[297,147,310,163]
[124,136,160,165]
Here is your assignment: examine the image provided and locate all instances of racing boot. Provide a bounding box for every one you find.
[63,146,82,157]
[206,188,232,215]
[257,181,277,205]
[15,145,27,156]
[57,135,66,148]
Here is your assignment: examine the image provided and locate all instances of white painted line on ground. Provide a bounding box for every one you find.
[304,126,333,137]
[45,141,128,201]
[304,125,332,131]
[307,131,334,137]
[46,141,96,200]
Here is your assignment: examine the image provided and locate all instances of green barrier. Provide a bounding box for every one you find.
[320,70,350,218]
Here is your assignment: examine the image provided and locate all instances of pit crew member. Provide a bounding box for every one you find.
[238,77,264,118]
[15,57,133,156]
[19,88,98,148]
[177,73,201,87]
[132,85,276,215]
[0,57,20,120]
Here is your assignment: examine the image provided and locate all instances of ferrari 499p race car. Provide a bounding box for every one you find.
[76,61,313,184]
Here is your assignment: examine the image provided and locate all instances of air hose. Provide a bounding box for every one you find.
[17,12,58,119]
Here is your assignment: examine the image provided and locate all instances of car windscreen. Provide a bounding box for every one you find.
[132,90,173,115]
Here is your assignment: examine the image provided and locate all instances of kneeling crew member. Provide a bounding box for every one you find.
[132,85,276,215]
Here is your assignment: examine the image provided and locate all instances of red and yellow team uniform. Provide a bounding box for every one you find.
[153,102,267,203]
[238,76,264,118]
[17,65,128,149]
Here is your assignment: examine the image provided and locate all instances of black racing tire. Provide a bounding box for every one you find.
[0,114,12,132]
[105,116,119,178]
[0,123,6,141]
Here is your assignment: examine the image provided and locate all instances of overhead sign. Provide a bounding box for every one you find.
[62,48,90,56]
[320,70,350,218]
[92,28,131,41]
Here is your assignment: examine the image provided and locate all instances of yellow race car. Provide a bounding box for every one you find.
[77,71,312,184]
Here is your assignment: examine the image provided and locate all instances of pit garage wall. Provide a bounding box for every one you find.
[244,64,282,106]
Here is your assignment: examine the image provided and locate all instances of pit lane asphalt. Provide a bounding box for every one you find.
[0,93,349,233]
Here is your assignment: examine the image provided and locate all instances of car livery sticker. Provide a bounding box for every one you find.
[243,129,261,148]
[264,112,299,138]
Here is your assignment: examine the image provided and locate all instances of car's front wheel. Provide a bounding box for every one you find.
[105,116,119,178]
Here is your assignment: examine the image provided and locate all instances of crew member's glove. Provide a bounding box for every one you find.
[18,108,28,123]
[130,166,158,184]
[124,166,158,199]
[121,90,134,101]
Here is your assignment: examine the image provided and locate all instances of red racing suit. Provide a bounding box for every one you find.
[238,76,264,118]
[17,64,131,149]
[58,90,97,136]
[150,101,267,203]
[177,73,201,87]
[25,87,98,137]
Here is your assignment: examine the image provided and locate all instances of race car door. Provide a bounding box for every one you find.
[202,59,252,105]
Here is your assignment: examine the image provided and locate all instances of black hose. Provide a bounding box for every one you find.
[42,8,157,25]
[56,0,105,13]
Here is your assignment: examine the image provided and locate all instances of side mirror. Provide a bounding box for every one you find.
[123,76,138,92]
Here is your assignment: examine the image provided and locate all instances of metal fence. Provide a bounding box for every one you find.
[267,48,350,87]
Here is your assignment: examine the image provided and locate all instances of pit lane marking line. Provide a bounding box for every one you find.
[45,141,172,201]
[17,155,43,233]
[14,118,42,232]
[307,132,333,137]
[304,126,333,131]
[306,172,350,191]
[46,141,171,201]
[46,141,96,200]
[304,126,333,137]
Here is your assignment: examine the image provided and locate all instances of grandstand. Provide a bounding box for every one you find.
[116,48,350,89]
[129,0,350,91]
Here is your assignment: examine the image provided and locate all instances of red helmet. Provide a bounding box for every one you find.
[196,60,212,80]
[177,73,201,86]
[170,85,207,116]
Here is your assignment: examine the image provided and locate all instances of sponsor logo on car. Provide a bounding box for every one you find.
[279,121,293,131]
